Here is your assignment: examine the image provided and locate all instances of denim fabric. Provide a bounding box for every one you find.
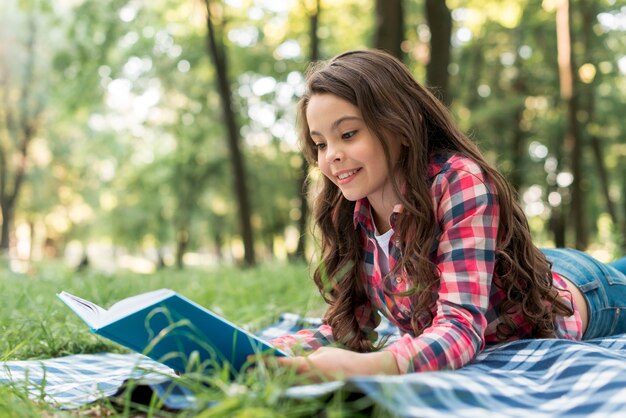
[609,256,626,275]
[542,248,626,340]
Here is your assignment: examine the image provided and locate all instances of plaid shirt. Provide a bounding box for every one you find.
[272,154,582,373]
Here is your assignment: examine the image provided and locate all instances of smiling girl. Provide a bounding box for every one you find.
[271,49,626,378]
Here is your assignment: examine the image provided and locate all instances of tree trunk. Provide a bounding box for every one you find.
[175,228,189,270]
[204,0,255,266]
[590,135,617,223]
[549,99,566,248]
[213,228,223,261]
[374,0,404,60]
[542,22,566,246]
[0,14,40,254]
[532,20,569,245]
[295,0,321,260]
[464,42,484,110]
[509,106,526,195]
[156,248,166,270]
[28,220,34,262]
[550,205,567,248]
[579,0,617,226]
[0,205,12,253]
[508,25,529,195]
[425,0,452,105]
[556,0,586,249]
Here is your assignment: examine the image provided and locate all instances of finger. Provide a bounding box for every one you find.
[275,356,312,374]
[281,357,336,383]
[246,353,282,376]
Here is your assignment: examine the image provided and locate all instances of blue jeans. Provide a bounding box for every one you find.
[609,256,626,275]
[541,248,626,340]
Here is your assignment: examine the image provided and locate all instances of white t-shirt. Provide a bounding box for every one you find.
[374,227,394,276]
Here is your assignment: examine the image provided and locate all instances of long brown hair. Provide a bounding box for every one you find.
[298,49,573,352]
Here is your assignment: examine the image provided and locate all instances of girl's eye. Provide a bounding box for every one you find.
[314,142,326,150]
[342,130,356,140]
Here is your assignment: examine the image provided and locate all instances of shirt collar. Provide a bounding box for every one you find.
[353,198,403,234]
[353,199,373,231]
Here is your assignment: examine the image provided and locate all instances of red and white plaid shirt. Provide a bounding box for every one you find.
[272,154,582,373]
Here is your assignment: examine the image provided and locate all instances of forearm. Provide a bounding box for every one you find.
[365,350,400,375]
[384,321,483,373]
[275,346,399,380]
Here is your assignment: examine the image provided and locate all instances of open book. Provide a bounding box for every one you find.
[57,289,287,374]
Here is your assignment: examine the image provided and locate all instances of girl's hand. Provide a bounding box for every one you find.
[275,347,400,381]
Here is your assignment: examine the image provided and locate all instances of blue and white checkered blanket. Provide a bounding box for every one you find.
[2,313,626,416]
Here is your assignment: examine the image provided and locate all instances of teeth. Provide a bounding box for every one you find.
[337,169,358,180]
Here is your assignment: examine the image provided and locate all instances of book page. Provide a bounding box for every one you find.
[103,288,174,326]
[58,288,174,329]
[57,291,107,328]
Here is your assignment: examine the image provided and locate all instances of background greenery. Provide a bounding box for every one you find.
[1,0,624,272]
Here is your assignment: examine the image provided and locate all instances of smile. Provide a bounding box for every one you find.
[336,168,361,181]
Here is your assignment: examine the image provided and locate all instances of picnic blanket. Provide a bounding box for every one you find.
[2,313,626,417]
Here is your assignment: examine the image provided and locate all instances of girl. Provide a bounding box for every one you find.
[271,49,626,378]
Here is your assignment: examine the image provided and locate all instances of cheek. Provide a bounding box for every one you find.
[317,157,329,175]
[317,160,336,182]
[318,161,331,178]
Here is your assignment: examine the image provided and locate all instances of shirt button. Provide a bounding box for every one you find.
[396,276,402,283]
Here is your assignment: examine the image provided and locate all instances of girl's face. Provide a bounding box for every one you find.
[306,93,401,209]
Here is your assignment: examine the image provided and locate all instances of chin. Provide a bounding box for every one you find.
[339,191,365,202]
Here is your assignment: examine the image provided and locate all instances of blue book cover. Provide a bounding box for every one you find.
[57,289,287,374]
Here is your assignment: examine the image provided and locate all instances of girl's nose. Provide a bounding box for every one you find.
[325,142,344,163]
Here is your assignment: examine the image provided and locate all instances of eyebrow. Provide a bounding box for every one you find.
[309,116,362,137]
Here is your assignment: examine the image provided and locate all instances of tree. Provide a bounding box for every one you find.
[578,0,617,227]
[425,0,452,105]
[374,0,404,59]
[295,0,321,260]
[0,6,46,256]
[203,0,255,266]
[556,0,586,249]
[507,18,530,194]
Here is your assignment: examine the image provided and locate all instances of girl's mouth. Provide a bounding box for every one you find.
[336,168,361,183]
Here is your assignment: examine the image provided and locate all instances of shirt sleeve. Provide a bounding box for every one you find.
[269,325,335,355]
[383,160,499,373]
[269,300,381,355]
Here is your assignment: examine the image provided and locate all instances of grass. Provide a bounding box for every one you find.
[0,260,389,417]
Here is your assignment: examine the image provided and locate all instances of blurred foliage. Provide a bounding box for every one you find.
[1,0,625,270]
